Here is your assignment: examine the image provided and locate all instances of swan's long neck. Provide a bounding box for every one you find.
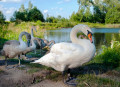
[30,38,36,49]
[31,26,36,39]
[70,26,82,44]
[31,29,34,38]
[19,32,26,44]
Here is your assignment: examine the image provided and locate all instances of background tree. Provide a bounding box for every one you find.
[0,11,6,24]
[10,2,44,22]
[105,0,120,23]
[76,0,120,23]
[27,7,44,22]
[19,4,25,12]
[28,1,33,11]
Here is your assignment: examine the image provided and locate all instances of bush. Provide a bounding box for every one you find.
[94,41,120,68]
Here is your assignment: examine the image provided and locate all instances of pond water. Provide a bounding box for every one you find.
[44,28,120,52]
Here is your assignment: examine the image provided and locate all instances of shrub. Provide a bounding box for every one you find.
[94,41,120,68]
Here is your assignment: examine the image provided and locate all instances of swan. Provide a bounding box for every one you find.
[1,32,29,68]
[29,26,46,53]
[42,39,55,48]
[22,26,37,56]
[30,26,54,53]
[22,37,41,55]
[32,24,96,84]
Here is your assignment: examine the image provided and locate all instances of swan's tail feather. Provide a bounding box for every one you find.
[31,53,55,66]
[31,60,42,64]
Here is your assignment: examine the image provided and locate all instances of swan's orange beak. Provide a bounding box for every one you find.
[88,33,93,43]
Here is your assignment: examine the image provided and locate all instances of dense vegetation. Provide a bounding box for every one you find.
[0,11,6,24]
[0,22,45,49]
[70,0,120,24]
[10,1,44,22]
[0,0,120,27]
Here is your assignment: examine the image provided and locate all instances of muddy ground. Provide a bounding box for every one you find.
[0,54,120,87]
[0,55,70,87]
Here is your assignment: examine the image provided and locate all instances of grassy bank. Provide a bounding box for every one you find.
[0,22,45,49]
[34,21,120,29]
[0,21,120,48]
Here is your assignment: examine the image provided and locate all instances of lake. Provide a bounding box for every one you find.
[44,28,120,52]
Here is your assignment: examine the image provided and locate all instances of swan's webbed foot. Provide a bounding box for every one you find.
[15,65,26,68]
[5,65,15,69]
[62,69,77,86]
[64,77,77,86]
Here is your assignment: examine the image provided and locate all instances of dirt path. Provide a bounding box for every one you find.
[0,57,71,87]
[30,80,69,87]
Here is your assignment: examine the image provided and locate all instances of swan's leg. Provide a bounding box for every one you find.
[65,69,77,86]
[62,71,66,83]
[34,50,36,54]
[18,55,21,66]
[5,57,14,69]
[16,55,25,68]
[5,57,8,68]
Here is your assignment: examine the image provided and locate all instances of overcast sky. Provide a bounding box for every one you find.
[0,0,79,21]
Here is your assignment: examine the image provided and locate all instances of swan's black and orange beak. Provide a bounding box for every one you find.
[87,31,93,43]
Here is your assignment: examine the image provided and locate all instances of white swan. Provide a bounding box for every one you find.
[32,24,96,84]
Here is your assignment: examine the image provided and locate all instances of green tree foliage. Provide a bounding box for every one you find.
[46,16,57,23]
[10,2,44,22]
[46,15,68,23]
[0,11,5,24]
[19,4,25,12]
[105,0,120,24]
[28,7,44,22]
[28,1,33,11]
[75,0,120,23]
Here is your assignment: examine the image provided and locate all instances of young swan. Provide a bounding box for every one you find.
[1,32,28,68]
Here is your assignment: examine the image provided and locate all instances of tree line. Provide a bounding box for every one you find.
[0,0,120,24]
[71,0,120,24]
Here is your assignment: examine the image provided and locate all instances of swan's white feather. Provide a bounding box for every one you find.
[32,24,96,72]
[33,42,94,71]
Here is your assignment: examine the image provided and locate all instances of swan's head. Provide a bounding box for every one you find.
[77,24,93,43]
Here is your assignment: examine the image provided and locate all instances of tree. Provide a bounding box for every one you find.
[46,16,57,23]
[19,4,25,12]
[0,11,5,24]
[105,0,120,23]
[27,7,44,22]
[28,1,33,11]
[12,10,28,22]
[84,7,93,22]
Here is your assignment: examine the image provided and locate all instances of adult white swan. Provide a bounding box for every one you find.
[32,24,96,84]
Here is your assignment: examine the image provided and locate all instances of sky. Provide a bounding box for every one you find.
[0,0,79,21]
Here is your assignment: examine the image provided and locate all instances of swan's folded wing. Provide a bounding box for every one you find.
[51,42,84,55]
[5,40,20,45]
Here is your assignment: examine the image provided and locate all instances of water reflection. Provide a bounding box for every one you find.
[44,28,120,52]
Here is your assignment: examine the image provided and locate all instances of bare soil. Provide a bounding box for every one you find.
[0,56,69,87]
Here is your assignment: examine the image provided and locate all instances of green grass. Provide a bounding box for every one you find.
[77,74,120,87]
[0,22,120,49]
[27,68,40,74]
[0,22,44,49]
[75,40,120,87]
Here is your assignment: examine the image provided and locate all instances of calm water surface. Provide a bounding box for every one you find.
[44,28,120,52]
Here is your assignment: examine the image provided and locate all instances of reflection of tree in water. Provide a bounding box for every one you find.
[44,29,120,54]
[93,33,105,52]
[45,31,70,43]
[105,33,120,46]
[94,33,120,52]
